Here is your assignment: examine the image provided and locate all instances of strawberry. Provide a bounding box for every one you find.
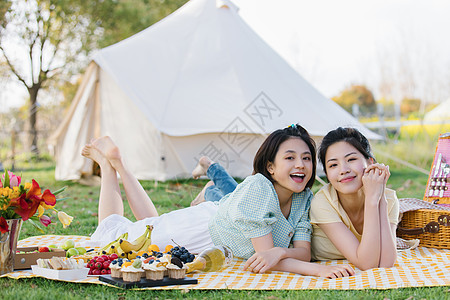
[102,261,110,269]
[38,247,50,252]
[92,269,101,276]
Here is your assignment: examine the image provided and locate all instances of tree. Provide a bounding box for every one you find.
[332,84,376,116]
[97,0,188,48]
[0,0,118,153]
[400,97,421,117]
[0,0,188,154]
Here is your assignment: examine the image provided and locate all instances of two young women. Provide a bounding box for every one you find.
[192,127,399,271]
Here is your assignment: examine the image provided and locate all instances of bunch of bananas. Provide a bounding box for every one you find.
[99,225,153,260]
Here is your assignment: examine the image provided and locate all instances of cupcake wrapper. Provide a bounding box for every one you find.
[110,269,123,278]
[122,271,143,282]
[145,269,165,280]
[168,268,186,279]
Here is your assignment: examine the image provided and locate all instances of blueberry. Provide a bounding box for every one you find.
[111,260,117,265]
[143,253,149,258]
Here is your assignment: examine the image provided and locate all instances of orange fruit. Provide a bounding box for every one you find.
[164,245,174,253]
[137,250,146,256]
[148,244,160,253]
[123,261,132,267]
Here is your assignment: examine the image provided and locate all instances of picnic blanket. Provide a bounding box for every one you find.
[1,235,449,290]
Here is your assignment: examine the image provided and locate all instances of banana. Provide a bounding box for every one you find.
[99,232,129,252]
[127,250,139,260]
[101,244,115,255]
[139,234,153,253]
[116,243,127,258]
[120,225,153,253]
[102,240,121,255]
[140,238,152,254]
[110,240,121,254]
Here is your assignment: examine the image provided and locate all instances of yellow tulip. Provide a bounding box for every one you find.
[57,211,73,228]
[38,205,45,218]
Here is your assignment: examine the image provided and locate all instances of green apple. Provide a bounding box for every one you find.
[75,247,86,255]
[66,248,79,258]
[62,240,75,250]
[48,244,58,249]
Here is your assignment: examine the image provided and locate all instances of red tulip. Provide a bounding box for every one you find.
[0,217,9,234]
[39,215,52,227]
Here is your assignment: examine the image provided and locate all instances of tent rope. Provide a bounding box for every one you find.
[315,175,326,186]
[375,150,429,175]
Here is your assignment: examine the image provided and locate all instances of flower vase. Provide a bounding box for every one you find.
[0,219,23,275]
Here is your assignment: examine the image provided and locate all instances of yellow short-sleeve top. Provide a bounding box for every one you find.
[310,183,399,261]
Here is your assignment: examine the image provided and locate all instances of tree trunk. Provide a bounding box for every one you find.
[28,86,39,155]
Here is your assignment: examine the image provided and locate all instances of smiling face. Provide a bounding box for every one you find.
[266,137,313,200]
[324,141,372,195]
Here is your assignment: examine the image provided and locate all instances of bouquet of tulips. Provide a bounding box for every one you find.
[0,170,73,233]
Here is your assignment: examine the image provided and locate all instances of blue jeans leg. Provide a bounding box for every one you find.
[204,163,238,202]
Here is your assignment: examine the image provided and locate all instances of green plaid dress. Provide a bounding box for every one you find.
[209,173,312,259]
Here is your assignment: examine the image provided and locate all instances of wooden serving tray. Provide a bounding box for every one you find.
[99,274,198,289]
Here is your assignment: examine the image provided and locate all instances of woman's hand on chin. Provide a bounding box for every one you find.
[362,167,385,205]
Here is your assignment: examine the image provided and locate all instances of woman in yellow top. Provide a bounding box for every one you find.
[310,127,399,270]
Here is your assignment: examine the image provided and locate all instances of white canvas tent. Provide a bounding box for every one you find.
[48,0,379,181]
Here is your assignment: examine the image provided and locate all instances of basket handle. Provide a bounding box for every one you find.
[397,221,440,236]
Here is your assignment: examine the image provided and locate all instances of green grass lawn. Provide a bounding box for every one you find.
[1,162,448,299]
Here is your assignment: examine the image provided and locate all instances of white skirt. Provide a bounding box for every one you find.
[87,202,218,254]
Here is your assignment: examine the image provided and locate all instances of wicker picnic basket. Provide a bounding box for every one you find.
[396,133,450,249]
[397,208,450,249]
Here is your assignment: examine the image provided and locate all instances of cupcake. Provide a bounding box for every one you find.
[109,258,123,278]
[121,259,144,282]
[166,257,186,279]
[143,259,167,281]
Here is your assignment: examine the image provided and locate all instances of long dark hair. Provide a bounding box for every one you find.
[253,124,316,189]
[318,127,375,175]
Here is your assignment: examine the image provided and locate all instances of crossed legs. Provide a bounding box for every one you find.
[82,137,159,223]
[190,157,214,206]
[190,156,238,206]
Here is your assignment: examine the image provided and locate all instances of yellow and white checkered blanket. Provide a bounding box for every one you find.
[1,235,449,290]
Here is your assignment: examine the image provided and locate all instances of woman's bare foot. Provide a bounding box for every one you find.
[91,136,124,171]
[81,143,110,169]
[192,156,214,179]
[190,181,214,206]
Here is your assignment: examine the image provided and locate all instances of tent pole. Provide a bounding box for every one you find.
[93,67,101,139]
